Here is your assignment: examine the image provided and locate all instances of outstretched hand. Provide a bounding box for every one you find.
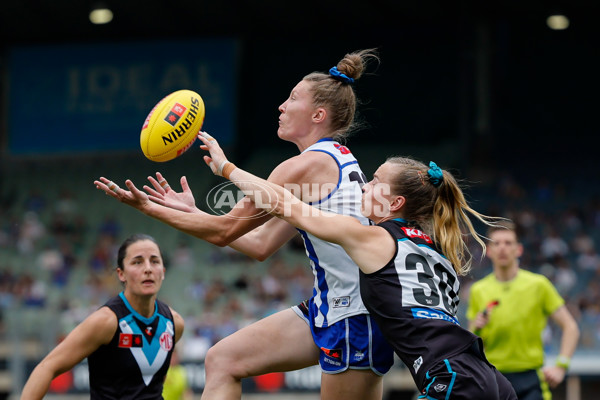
[197,132,231,177]
[143,172,198,213]
[94,177,151,211]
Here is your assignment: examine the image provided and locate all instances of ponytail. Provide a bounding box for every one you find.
[387,157,501,275]
[432,172,495,275]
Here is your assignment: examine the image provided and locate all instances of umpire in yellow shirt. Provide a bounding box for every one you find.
[467,221,579,400]
[163,350,193,400]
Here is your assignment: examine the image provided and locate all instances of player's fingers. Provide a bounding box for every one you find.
[95,178,121,197]
[125,179,143,196]
[180,176,191,192]
[143,184,162,198]
[203,156,216,174]
[199,131,215,142]
[157,177,171,192]
[147,194,166,206]
[147,176,163,192]
[94,180,111,195]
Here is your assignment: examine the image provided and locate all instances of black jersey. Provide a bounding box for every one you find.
[87,293,175,400]
[359,218,478,389]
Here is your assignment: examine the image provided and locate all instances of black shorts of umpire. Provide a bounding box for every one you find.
[502,369,548,400]
[419,342,517,400]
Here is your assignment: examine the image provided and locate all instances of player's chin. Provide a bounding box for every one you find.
[138,282,161,294]
[276,128,285,140]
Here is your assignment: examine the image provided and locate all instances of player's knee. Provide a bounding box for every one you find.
[204,345,247,381]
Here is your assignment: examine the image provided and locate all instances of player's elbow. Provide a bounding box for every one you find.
[197,229,235,247]
[210,234,234,248]
[238,243,274,261]
[252,249,272,262]
[568,318,581,338]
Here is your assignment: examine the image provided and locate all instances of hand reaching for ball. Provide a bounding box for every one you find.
[198,131,234,178]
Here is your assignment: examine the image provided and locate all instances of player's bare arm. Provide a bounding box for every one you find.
[172,309,185,343]
[21,307,117,400]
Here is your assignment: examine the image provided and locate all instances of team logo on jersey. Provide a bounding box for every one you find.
[321,347,342,360]
[333,143,351,154]
[332,296,350,308]
[353,351,365,362]
[118,333,143,348]
[159,332,173,351]
[164,103,187,126]
[145,326,153,336]
[413,356,423,373]
[434,383,448,392]
[401,227,433,244]
[321,347,343,367]
[411,308,460,325]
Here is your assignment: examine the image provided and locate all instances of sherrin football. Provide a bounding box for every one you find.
[140,90,205,162]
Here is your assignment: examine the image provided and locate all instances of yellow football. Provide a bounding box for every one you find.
[140,90,205,162]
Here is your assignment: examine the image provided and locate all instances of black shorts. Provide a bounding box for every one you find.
[502,369,548,400]
[418,341,517,400]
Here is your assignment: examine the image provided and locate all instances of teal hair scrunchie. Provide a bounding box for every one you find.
[427,161,444,187]
[329,66,355,84]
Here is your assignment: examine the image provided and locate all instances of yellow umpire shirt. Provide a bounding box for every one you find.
[162,364,189,400]
[467,269,564,372]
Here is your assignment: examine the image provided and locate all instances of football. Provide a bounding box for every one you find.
[140,89,205,162]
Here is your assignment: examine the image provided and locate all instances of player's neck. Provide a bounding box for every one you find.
[493,262,519,282]
[124,292,156,318]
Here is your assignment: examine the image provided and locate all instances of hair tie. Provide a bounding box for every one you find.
[427,161,444,187]
[329,66,355,84]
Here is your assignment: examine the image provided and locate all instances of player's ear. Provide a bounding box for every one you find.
[389,195,405,212]
[516,242,524,258]
[312,107,327,124]
[117,267,126,283]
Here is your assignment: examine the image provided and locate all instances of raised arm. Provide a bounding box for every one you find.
[198,133,395,273]
[142,172,299,261]
[95,134,345,249]
[94,175,272,246]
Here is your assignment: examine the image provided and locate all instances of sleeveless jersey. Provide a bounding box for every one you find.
[359,219,479,388]
[87,292,176,400]
[299,138,370,327]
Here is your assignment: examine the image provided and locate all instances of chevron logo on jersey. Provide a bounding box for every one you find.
[119,318,173,385]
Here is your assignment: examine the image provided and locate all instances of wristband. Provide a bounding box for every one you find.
[216,160,229,176]
[556,355,570,370]
[222,162,237,180]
